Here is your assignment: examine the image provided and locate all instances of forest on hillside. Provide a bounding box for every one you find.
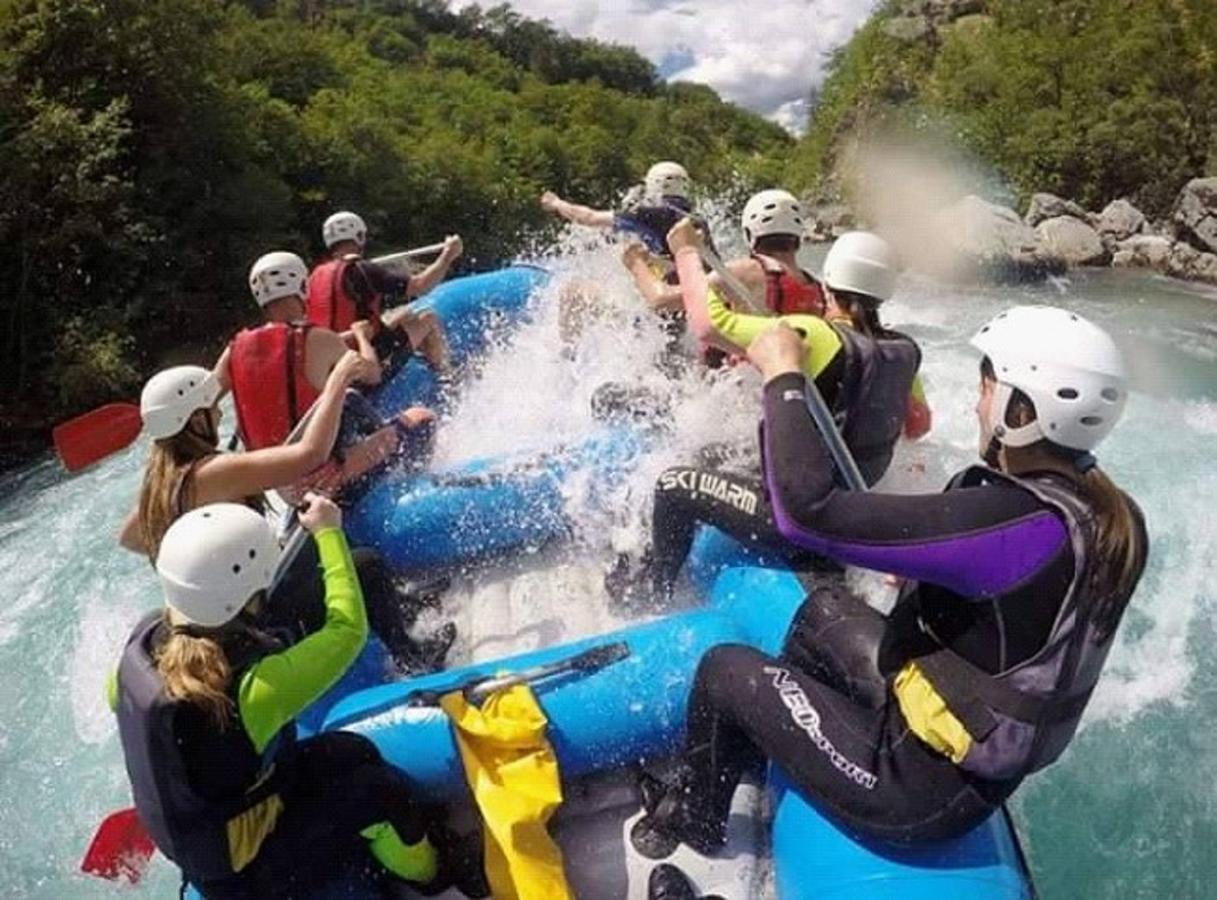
[0,0,791,442]
[788,0,1217,215]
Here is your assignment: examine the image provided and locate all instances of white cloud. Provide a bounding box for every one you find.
[455,0,878,134]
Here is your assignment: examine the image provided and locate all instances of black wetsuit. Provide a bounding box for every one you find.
[643,351,847,595]
[342,260,415,362]
[661,372,1146,845]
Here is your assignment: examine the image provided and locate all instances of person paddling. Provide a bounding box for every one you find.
[213,251,435,461]
[631,308,1148,856]
[309,211,458,372]
[116,361,455,673]
[542,161,715,344]
[607,223,928,608]
[624,188,825,321]
[110,498,464,898]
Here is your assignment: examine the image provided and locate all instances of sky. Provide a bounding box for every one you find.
[456,0,880,134]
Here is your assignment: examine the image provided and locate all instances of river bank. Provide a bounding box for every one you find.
[806,176,1217,287]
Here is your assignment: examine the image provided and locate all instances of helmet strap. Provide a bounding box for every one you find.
[1073,452,1098,473]
[992,382,1043,448]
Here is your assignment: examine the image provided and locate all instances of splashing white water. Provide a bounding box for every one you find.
[0,219,1214,896]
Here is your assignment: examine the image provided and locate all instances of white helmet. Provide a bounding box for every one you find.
[323,211,367,249]
[741,189,805,247]
[822,231,898,302]
[156,504,280,628]
[971,306,1128,452]
[140,366,221,440]
[644,162,691,202]
[249,251,308,307]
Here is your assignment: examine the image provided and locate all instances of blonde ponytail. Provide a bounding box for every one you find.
[155,616,235,729]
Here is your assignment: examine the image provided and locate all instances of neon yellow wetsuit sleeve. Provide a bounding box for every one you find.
[705,285,843,379]
[237,527,368,753]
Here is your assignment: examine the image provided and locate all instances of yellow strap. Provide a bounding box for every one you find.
[892,662,973,763]
[226,793,284,873]
[441,685,573,900]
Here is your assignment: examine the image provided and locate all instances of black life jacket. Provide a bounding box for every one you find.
[831,324,921,486]
[893,468,1147,782]
[114,612,291,882]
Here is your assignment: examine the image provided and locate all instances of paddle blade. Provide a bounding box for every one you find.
[81,807,156,883]
[53,403,142,472]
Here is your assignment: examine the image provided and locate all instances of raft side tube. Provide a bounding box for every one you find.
[370,265,549,417]
[345,429,647,574]
[770,767,1032,899]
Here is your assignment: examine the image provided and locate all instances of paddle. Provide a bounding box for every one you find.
[464,641,630,705]
[325,641,633,730]
[371,241,448,272]
[689,234,768,316]
[52,402,142,473]
[80,807,156,883]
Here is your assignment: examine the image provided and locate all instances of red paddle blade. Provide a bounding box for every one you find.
[52,403,142,472]
[81,807,156,883]
[903,398,933,441]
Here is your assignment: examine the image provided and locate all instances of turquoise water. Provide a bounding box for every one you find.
[0,257,1213,898]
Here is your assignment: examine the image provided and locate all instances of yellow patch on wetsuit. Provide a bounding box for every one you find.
[441,684,573,900]
[226,793,284,873]
[893,662,973,764]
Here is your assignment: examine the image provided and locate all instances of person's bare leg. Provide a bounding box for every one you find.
[389,308,450,372]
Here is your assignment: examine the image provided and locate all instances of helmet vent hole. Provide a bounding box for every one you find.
[232,564,241,574]
[1057,388,1079,400]
[202,512,211,518]
[1081,415,1103,426]
[1101,388,1120,402]
[249,549,257,559]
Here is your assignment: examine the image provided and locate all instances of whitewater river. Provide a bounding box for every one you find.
[0,239,1213,899]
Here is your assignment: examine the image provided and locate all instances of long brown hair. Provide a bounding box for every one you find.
[155,615,235,728]
[985,359,1146,638]
[138,410,219,562]
[830,288,885,338]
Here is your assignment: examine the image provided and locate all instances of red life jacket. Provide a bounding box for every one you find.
[228,322,320,450]
[306,258,381,334]
[754,253,826,316]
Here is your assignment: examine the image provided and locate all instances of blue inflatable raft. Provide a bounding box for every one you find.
[203,267,1036,898]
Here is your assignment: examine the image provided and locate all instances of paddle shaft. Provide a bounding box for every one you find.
[465,642,629,704]
[371,242,447,269]
[693,244,768,315]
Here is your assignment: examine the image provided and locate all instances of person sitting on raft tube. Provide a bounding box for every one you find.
[631,308,1149,857]
[606,223,930,608]
[214,250,436,460]
[111,497,462,898]
[116,360,455,672]
[308,210,458,373]
[626,188,826,320]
